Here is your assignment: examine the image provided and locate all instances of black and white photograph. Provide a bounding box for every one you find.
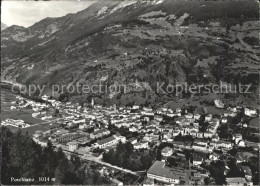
[1,0,259,185]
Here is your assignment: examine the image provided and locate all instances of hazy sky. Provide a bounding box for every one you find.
[1,0,95,27]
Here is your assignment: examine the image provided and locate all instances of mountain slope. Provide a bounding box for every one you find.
[1,0,259,105]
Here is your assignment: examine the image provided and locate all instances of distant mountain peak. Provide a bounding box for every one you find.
[1,22,8,30]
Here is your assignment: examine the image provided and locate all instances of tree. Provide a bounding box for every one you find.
[70,153,81,170]
[46,140,54,151]
[103,142,154,171]
[92,171,110,185]
[116,141,125,153]
[248,156,260,185]
[53,109,60,117]
[55,159,70,184]
[108,118,112,130]
[166,157,178,167]
[228,148,237,156]
[118,153,125,168]
[103,149,114,163]
[204,177,210,185]
[125,142,134,155]
[226,157,243,177]
[92,171,101,185]
[217,124,232,139]
[1,127,90,185]
[156,149,162,161]
[141,154,153,170]
[199,117,209,133]
[207,160,226,185]
[56,147,66,160]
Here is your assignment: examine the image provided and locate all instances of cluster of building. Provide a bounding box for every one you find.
[145,138,255,185]
[8,95,54,121]
[3,94,259,185]
[11,95,50,111]
[1,118,30,128]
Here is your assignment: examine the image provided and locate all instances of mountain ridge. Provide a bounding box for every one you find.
[1,0,259,106]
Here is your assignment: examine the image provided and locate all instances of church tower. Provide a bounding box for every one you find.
[91,98,94,108]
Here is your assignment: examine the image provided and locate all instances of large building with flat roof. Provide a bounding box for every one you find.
[226,177,248,186]
[147,161,186,184]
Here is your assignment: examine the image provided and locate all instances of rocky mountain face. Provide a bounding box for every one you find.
[1,0,259,106]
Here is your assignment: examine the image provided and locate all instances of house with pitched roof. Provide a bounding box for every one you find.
[96,136,117,148]
[161,147,173,157]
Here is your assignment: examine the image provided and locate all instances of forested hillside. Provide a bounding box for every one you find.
[1,127,105,185]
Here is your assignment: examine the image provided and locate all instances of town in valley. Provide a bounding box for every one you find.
[1,0,259,185]
[2,88,259,185]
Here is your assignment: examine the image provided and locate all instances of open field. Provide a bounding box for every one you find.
[1,110,43,124]
[1,88,43,124]
[21,122,61,135]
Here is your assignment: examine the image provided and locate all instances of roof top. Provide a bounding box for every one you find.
[226,177,247,184]
[97,136,116,145]
[68,141,78,145]
[21,123,60,135]
[193,156,203,161]
[147,161,185,179]
[193,143,207,147]
[162,147,173,153]
[92,130,102,135]
[241,166,252,174]
[98,128,109,133]
[114,133,121,137]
